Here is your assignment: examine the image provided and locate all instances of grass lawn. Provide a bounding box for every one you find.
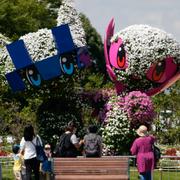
[2,167,14,180]
[130,167,180,180]
[1,165,180,180]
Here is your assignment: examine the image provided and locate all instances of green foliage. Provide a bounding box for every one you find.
[36,94,85,147]
[80,13,106,74]
[0,0,56,40]
[45,0,62,8]
[152,81,180,145]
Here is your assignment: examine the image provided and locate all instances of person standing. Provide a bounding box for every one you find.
[83,125,102,157]
[20,124,42,180]
[130,125,156,180]
[12,144,25,180]
[41,144,52,180]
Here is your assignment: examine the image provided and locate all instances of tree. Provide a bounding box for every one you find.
[80,14,106,74]
[0,0,56,40]
[152,81,180,144]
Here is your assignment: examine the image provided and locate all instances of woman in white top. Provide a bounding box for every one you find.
[20,125,42,180]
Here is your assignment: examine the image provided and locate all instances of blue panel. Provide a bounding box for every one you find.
[34,55,62,80]
[5,71,26,92]
[52,24,75,54]
[6,40,33,70]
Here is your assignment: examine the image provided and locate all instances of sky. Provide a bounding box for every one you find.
[74,0,180,42]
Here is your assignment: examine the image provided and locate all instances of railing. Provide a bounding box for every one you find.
[129,155,180,180]
[0,156,179,180]
[0,156,14,180]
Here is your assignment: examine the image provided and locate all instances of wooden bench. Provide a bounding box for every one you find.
[52,157,130,180]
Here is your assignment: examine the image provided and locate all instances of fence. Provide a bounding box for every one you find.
[129,155,180,180]
[0,156,179,180]
[0,156,13,180]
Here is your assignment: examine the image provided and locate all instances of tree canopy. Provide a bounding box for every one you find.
[0,0,56,40]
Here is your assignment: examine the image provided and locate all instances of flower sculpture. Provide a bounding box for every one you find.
[102,18,180,154]
[104,18,180,96]
[0,0,90,92]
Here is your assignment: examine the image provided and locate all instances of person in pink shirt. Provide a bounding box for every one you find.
[130,125,156,180]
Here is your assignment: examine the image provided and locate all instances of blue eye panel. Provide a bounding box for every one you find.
[25,65,42,86]
[5,71,26,92]
[5,24,91,92]
[59,53,74,75]
[6,40,33,70]
[35,55,62,80]
[52,24,75,54]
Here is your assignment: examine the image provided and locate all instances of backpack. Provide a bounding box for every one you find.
[153,144,161,162]
[84,134,100,157]
[53,133,67,157]
[53,133,76,157]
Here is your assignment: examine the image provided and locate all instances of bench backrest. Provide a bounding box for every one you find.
[53,157,129,176]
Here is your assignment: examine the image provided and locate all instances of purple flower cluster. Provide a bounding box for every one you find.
[123,91,156,128]
[93,89,116,103]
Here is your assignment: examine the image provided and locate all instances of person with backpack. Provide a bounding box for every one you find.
[83,125,102,157]
[130,125,156,180]
[54,121,83,157]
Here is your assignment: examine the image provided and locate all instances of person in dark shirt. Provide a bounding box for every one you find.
[55,121,83,157]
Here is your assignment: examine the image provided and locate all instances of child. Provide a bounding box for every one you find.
[12,144,25,180]
[41,144,52,180]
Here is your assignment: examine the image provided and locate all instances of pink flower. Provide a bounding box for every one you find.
[123,91,156,128]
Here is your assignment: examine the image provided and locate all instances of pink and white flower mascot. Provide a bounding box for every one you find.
[102,18,180,154]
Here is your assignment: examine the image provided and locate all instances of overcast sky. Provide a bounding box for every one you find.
[74,0,180,41]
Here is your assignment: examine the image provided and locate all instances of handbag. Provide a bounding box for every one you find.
[32,136,47,162]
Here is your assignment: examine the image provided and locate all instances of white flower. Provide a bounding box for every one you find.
[6,136,15,144]
[56,0,86,47]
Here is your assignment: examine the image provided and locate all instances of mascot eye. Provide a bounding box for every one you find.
[26,66,41,86]
[117,44,126,68]
[60,54,74,75]
[152,61,166,81]
[109,38,127,70]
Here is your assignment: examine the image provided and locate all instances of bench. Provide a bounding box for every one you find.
[52,157,130,180]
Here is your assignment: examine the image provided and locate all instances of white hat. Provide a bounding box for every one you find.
[45,144,51,149]
[136,125,148,137]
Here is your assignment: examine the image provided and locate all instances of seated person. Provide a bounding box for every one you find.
[83,125,102,157]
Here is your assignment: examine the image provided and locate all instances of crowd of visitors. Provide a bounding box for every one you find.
[11,122,156,180]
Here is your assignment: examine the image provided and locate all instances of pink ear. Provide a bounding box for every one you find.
[104,18,115,66]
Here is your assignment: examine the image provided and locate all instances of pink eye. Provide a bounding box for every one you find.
[146,57,178,83]
[117,45,126,68]
[109,38,127,70]
[152,61,166,81]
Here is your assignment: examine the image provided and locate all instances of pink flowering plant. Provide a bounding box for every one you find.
[123,91,156,129]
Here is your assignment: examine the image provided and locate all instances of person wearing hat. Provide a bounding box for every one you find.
[130,125,156,180]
